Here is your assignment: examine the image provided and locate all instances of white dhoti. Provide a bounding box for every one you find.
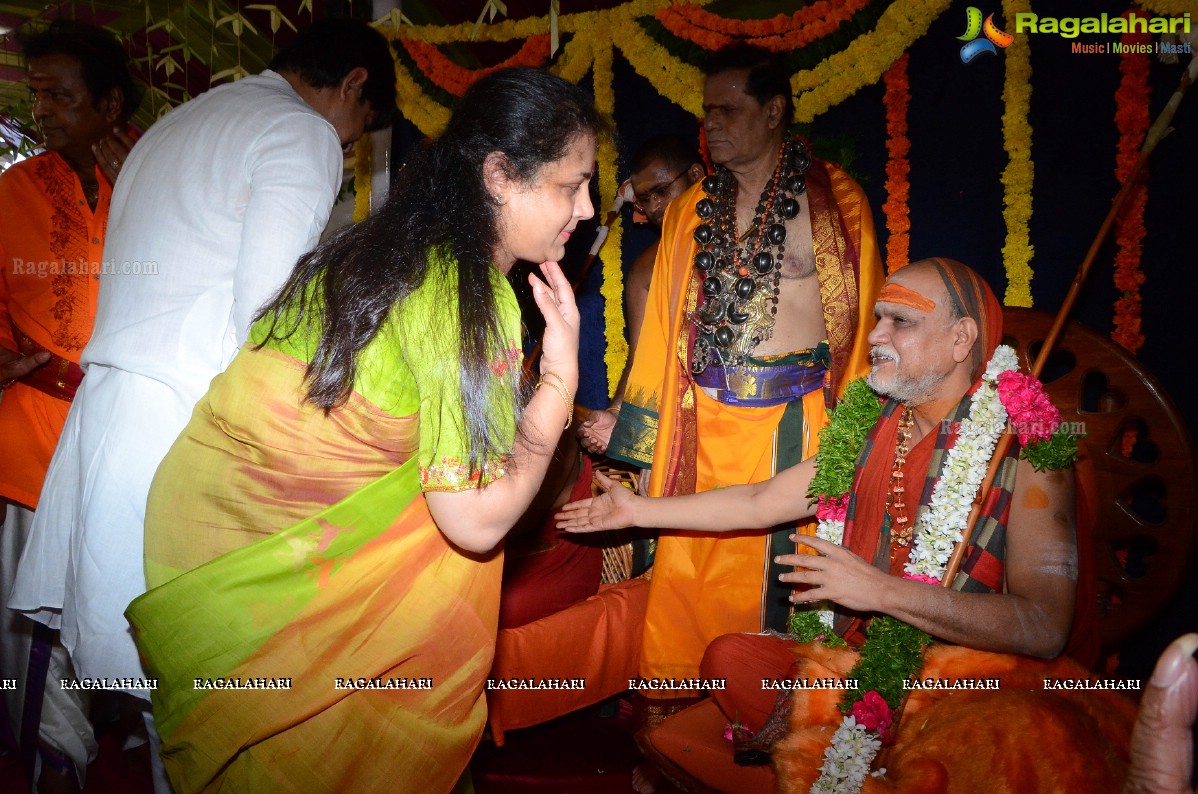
[10,365,187,694]
[2,502,97,784]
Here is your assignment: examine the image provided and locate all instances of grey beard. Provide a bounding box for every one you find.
[866,369,945,405]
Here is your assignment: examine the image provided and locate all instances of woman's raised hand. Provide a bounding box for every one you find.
[555,470,639,532]
[529,261,580,391]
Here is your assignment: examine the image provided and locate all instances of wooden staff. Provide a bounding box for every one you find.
[522,185,631,377]
[942,53,1197,587]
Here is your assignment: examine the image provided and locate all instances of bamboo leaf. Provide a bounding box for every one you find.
[156,53,181,77]
[215,12,257,38]
[471,0,508,41]
[383,8,415,28]
[210,65,250,84]
[550,0,560,56]
[246,5,297,35]
[144,18,179,36]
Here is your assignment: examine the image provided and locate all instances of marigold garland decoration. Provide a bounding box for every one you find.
[1111,17,1151,354]
[591,42,628,396]
[882,53,911,274]
[554,33,594,84]
[399,35,551,97]
[611,13,705,117]
[375,0,961,401]
[791,0,952,123]
[654,0,869,53]
[391,55,452,138]
[396,0,687,45]
[353,134,372,223]
[1136,0,1192,14]
[999,0,1034,307]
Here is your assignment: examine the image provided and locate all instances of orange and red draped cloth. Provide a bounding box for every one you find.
[607,160,882,681]
[0,152,108,508]
[698,386,1107,789]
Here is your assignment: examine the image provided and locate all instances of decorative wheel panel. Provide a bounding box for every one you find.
[1002,307,1196,648]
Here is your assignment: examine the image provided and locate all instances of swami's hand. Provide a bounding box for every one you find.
[778,535,891,613]
[555,470,637,532]
[529,260,580,392]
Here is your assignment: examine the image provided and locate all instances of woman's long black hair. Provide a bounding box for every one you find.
[256,67,607,477]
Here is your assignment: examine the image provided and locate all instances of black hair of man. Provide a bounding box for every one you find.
[702,43,794,129]
[268,19,398,132]
[630,134,703,177]
[21,20,142,123]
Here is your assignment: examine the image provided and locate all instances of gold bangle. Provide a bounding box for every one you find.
[536,372,573,430]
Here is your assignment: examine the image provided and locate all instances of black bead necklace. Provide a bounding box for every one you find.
[688,138,811,374]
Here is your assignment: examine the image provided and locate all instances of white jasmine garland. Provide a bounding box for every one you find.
[809,346,1020,793]
[814,517,846,628]
[902,345,1016,581]
[811,717,882,793]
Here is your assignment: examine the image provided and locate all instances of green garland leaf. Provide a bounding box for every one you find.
[1021,429,1083,472]
[808,378,882,501]
[839,616,931,712]
[789,610,848,647]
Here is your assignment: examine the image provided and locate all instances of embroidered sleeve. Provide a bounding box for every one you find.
[400,252,521,492]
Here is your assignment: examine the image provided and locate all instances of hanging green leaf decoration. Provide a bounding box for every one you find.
[246,5,297,35]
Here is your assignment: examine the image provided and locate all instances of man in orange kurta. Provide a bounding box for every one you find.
[0,21,138,789]
[607,45,881,688]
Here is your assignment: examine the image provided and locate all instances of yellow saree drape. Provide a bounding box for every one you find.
[127,257,521,793]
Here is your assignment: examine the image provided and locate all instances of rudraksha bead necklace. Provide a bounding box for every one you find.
[688,137,811,373]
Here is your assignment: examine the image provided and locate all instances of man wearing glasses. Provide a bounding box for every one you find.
[577,135,704,455]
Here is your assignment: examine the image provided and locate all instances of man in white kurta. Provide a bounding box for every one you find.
[10,19,395,783]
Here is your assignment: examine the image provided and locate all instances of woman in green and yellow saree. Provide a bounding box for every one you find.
[125,67,607,793]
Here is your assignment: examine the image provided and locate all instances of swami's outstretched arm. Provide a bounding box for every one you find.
[556,456,818,534]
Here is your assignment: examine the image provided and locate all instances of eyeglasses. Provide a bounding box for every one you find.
[632,170,688,213]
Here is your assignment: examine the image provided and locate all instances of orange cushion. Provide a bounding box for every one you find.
[641,699,775,793]
[487,577,650,744]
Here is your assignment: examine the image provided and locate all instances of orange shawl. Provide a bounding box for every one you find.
[611,160,882,680]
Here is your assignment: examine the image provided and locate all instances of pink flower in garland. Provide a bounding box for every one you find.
[815,493,849,522]
[850,690,893,742]
[903,572,940,586]
[996,371,1061,445]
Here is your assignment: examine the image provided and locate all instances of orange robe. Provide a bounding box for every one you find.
[0,152,109,508]
[608,160,882,681]
[772,644,1135,793]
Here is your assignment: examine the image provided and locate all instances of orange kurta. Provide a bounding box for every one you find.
[0,152,109,508]
[608,160,882,681]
